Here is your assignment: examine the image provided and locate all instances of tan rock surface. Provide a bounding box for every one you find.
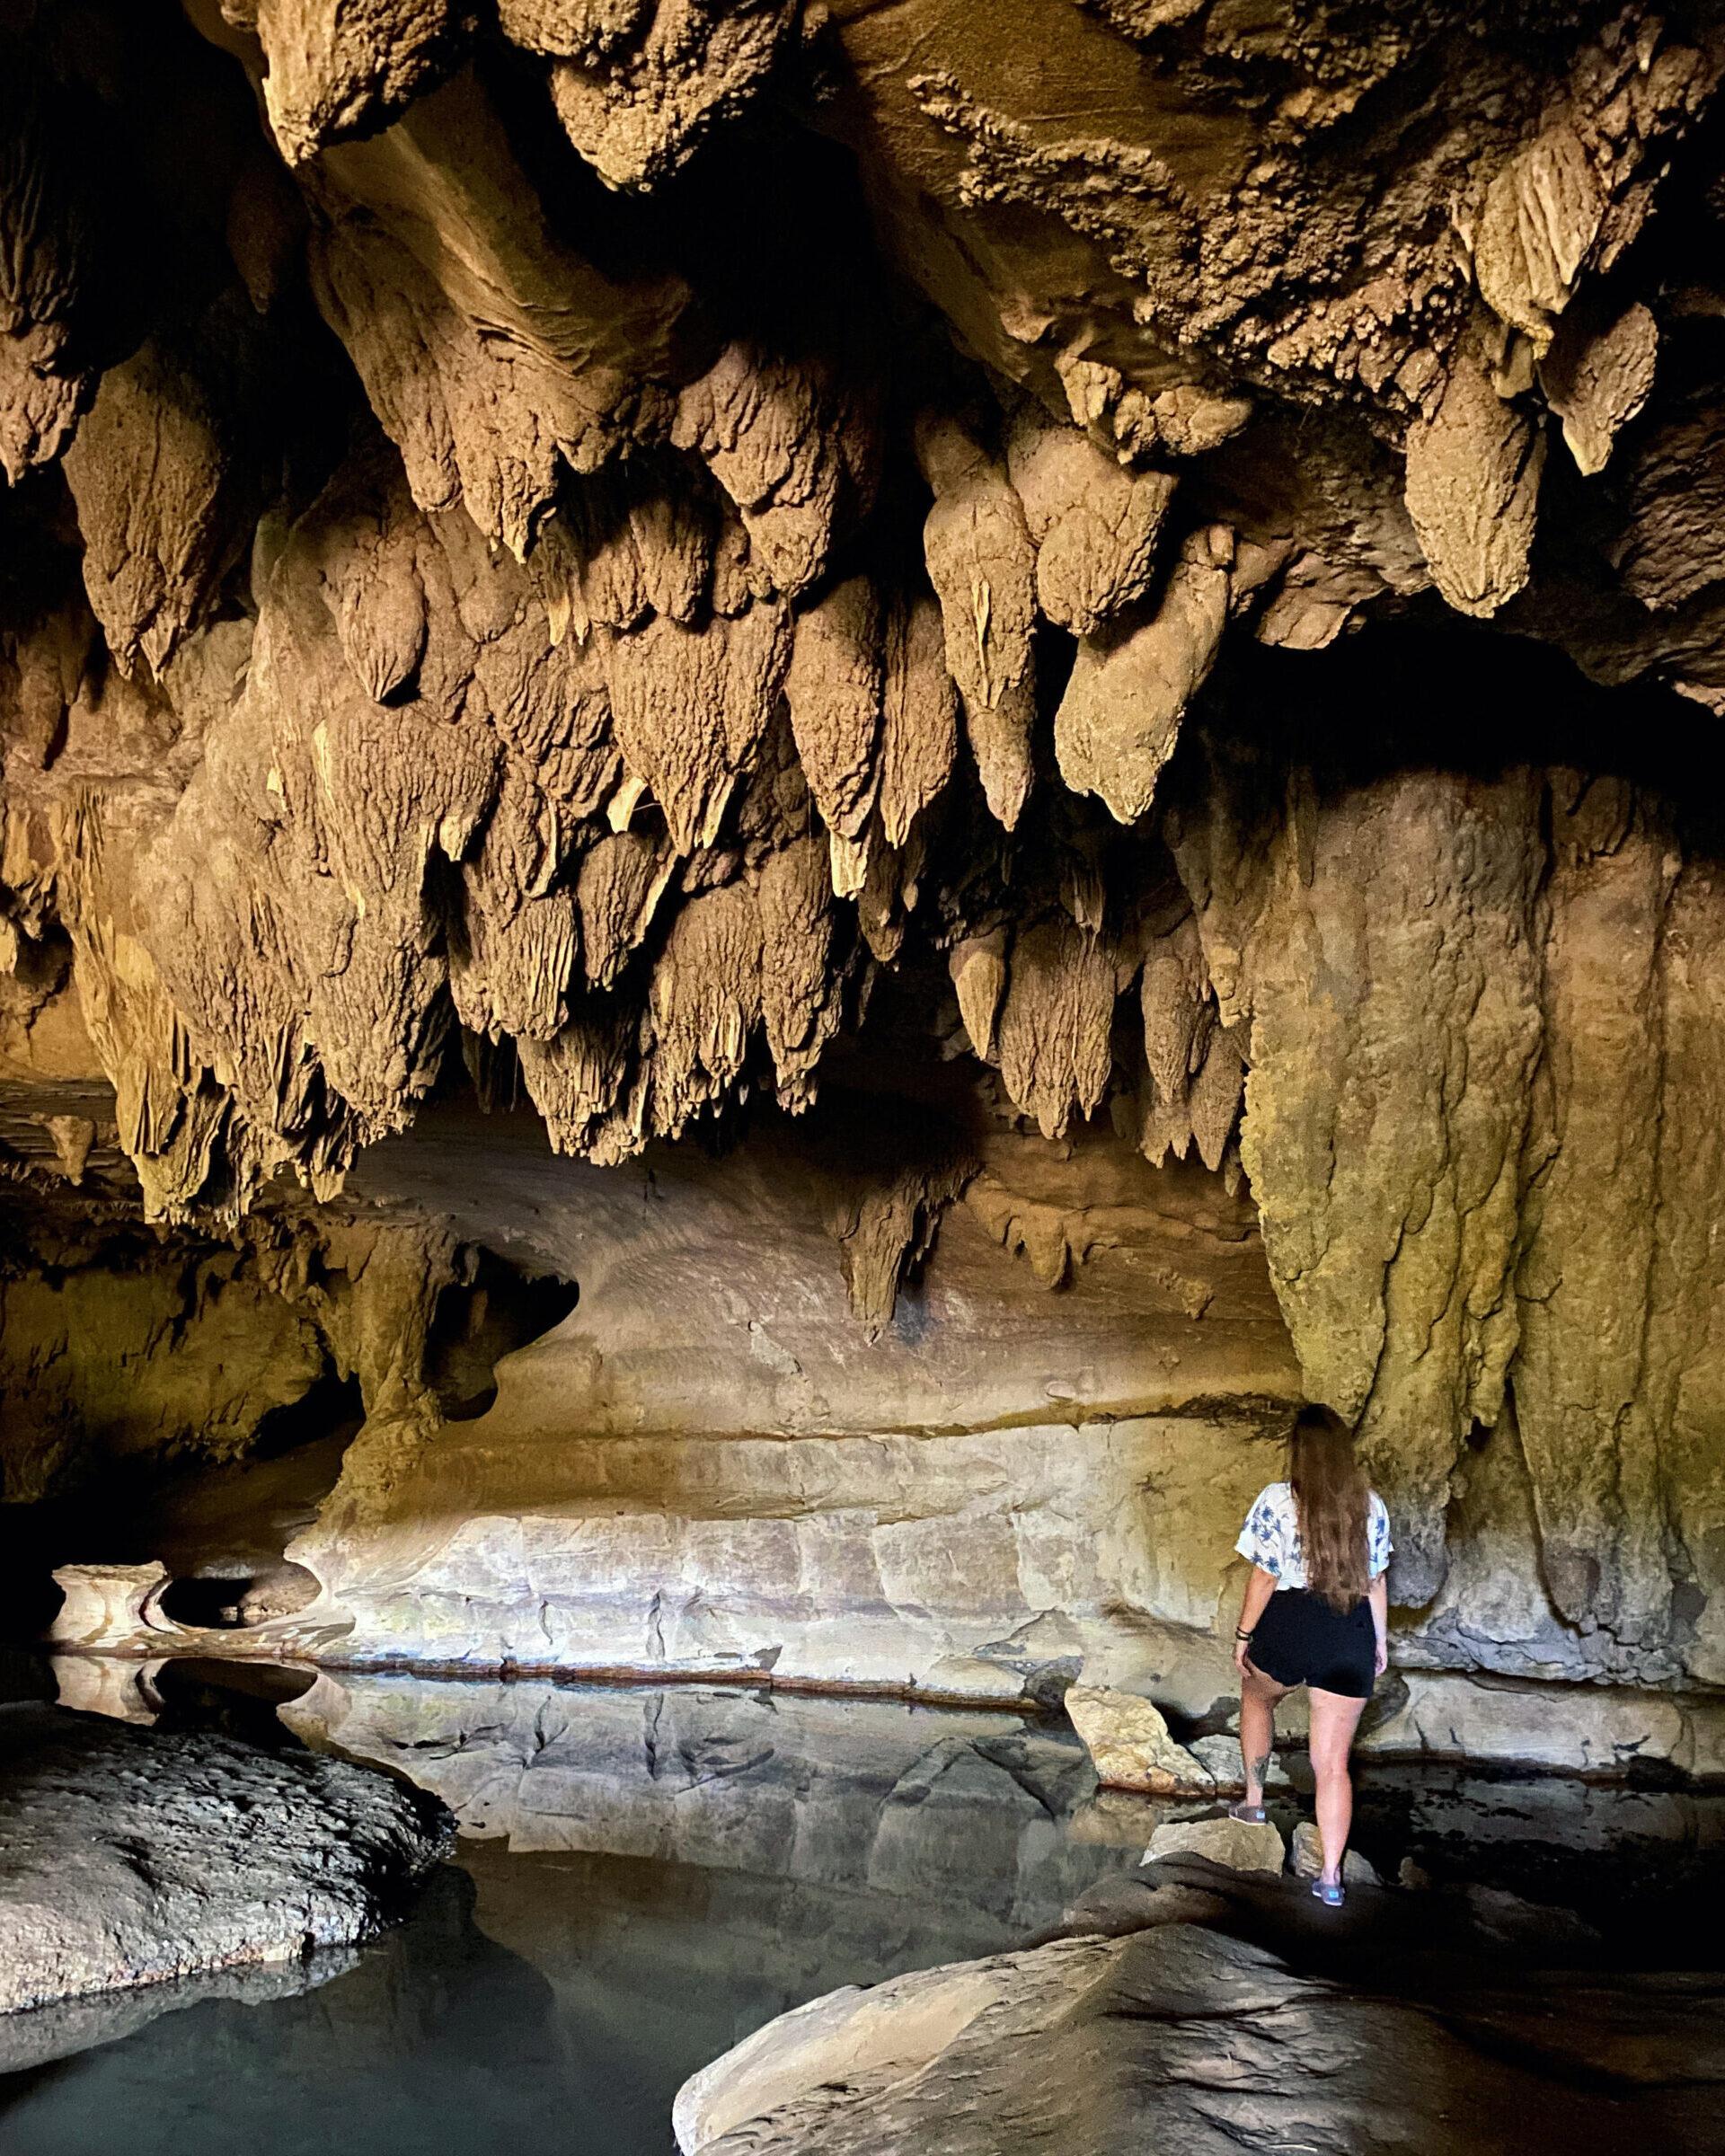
[1065,1684,1214,1796]
[5,0,1725,1761]
[1143,1815,1286,1876]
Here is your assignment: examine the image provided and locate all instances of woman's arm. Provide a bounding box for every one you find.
[1233,1566,1277,1674]
[1368,1574,1389,1675]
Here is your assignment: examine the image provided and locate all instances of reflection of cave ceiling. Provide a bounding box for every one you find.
[7,1,1725,1657]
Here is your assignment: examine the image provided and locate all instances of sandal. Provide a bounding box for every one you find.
[1310,1878,1346,1908]
[1227,1801,1268,1824]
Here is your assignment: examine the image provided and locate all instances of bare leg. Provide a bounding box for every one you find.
[1307,1685,1368,1885]
[1238,1663,1289,1807]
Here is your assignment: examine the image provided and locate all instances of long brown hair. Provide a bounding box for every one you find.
[1289,1405,1370,1613]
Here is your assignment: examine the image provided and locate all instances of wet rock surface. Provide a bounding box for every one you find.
[0,1701,451,2016]
[12,1666,1725,2155]
[676,1851,1725,2156]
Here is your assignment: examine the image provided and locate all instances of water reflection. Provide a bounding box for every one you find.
[285,1672,1128,1937]
[0,1946,362,2081]
[0,1870,571,2156]
[10,1666,1725,2156]
[1,1675,1144,2156]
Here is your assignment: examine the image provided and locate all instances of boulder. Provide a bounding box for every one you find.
[1143,1815,1287,1876]
[1186,1731,1291,1792]
[1290,1821,1382,1886]
[1459,1885,1603,1955]
[0,1703,451,2014]
[1065,1683,1215,1795]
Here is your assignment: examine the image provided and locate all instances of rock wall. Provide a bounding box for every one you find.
[279,1086,1721,1745]
[1166,669,1725,1686]
[22,1081,1725,1756]
[288,1099,1295,1706]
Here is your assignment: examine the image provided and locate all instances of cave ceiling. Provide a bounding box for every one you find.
[7,0,1725,1639]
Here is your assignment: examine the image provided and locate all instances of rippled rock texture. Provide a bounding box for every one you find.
[0,1701,450,2016]
[675,1892,1725,2156]
[7,0,1725,1743]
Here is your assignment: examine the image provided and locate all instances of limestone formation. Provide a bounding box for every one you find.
[0,1702,449,2014]
[1054,524,1232,823]
[1402,333,1546,618]
[48,1562,174,1650]
[6,0,1725,1760]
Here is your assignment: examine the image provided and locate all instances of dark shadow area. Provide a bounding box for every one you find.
[147,1657,318,1748]
[0,1374,363,1648]
[426,1254,579,1423]
[0,1561,66,1655]
[249,1371,365,1462]
[1192,608,1725,853]
[154,1574,257,1630]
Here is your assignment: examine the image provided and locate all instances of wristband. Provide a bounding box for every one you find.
[1234,1628,1254,1640]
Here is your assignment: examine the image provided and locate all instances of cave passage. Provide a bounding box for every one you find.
[9,0,1725,2147]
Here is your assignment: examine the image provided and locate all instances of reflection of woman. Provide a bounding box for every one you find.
[1227,1406,1393,1907]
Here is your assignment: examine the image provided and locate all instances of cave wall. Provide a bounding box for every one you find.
[293,1101,1296,1707]
[0,1218,326,1507]
[6,0,1725,1748]
[0,1188,473,1625]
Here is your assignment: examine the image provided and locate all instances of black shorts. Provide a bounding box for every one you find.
[1247,1586,1376,1699]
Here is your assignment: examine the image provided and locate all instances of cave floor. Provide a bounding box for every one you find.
[4,1665,1725,2155]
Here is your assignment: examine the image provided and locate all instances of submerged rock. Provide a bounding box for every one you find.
[0,1703,451,2015]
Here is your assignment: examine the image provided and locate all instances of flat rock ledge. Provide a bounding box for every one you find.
[0,1703,452,2016]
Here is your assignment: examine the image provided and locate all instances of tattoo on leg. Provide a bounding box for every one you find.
[1248,1749,1270,1792]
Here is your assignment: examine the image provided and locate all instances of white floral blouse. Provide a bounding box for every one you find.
[1235,1480,1393,1591]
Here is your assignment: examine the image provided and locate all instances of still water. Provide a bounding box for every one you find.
[4,1666,1725,2156]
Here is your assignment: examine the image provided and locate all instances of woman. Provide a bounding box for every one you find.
[1227,1405,1392,1906]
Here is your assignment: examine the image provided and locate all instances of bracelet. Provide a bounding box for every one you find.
[1234,1628,1254,1640]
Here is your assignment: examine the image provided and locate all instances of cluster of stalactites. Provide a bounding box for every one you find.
[45,367,1258,1224]
[6,0,1725,1239]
